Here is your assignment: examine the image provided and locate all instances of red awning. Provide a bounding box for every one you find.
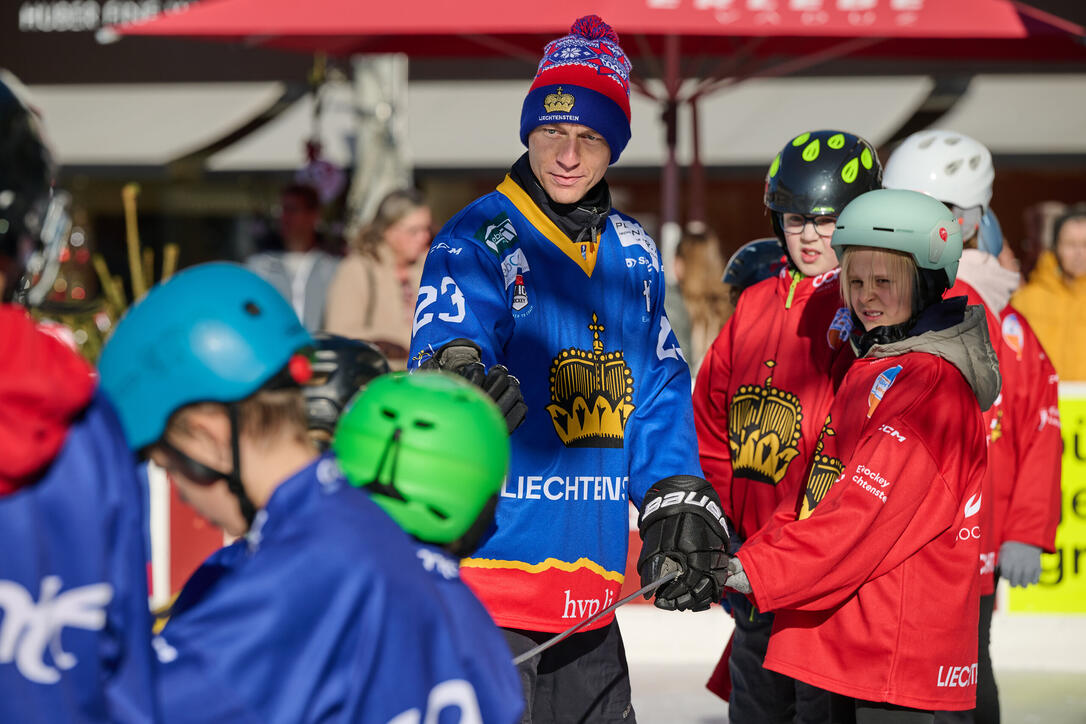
[115,0,1084,62]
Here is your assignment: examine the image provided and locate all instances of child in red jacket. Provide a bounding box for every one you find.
[694,130,880,723]
[726,189,1000,723]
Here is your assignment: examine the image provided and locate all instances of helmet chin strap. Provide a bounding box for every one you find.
[227,403,258,530]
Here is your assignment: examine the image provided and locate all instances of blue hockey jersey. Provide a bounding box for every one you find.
[154,455,523,724]
[409,176,703,633]
[0,393,158,723]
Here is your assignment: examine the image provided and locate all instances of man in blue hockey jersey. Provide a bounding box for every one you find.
[98,263,523,724]
[408,15,730,723]
[0,70,158,724]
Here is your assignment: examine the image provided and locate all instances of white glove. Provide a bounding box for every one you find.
[999,541,1043,588]
[724,556,751,595]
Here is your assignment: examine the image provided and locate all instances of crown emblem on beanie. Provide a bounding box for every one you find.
[543,86,575,114]
[546,313,634,448]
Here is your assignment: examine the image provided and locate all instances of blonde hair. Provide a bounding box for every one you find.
[353,188,427,259]
[167,388,310,446]
[675,230,729,369]
[838,246,916,314]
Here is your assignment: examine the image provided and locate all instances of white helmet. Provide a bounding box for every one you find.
[883,130,994,211]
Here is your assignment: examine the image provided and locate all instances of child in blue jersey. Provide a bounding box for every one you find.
[333,371,524,724]
[0,71,157,724]
[98,263,522,724]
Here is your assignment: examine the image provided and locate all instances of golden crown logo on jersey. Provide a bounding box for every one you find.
[798,415,844,520]
[546,314,634,448]
[543,87,575,113]
[728,360,803,485]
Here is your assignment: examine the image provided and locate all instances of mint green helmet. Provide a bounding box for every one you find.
[831,188,963,286]
[332,371,509,551]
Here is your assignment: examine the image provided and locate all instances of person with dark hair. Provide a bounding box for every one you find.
[246,183,339,332]
[1012,203,1086,380]
[694,130,881,724]
[408,15,729,722]
[0,69,157,723]
[324,188,432,367]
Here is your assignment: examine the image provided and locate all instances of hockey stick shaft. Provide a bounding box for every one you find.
[511,568,681,665]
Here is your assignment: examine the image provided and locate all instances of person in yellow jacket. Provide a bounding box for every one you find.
[1011,205,1086,380]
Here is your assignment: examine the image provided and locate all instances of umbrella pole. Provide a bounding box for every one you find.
[660,33,682,284]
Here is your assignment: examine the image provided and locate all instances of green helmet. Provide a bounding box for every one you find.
[332,371,509,550]
[831,188,963,286]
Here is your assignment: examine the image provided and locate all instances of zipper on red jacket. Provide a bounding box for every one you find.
[785,270,801,309]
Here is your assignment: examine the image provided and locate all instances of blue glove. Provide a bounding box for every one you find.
[999,541,1042,588]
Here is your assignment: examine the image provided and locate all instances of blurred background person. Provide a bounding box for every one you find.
[720,238,787,322]
[302,332,389,451]
[324,188,432,368]
[246,182,340,332]
[1012,203,1086,380]
[674,225,728,376]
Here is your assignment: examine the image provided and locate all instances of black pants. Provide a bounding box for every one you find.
[726,591,831,724]
[934,591,999,724]
[503,620,635,723]
[831,695,935,724]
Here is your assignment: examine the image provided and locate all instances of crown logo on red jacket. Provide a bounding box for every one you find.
[728,360,803,485]
[546,314,634,448]
[798,415,844,520]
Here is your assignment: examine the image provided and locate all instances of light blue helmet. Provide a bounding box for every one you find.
[98,262,313,450]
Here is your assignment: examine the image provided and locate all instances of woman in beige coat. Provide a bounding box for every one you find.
[324,189,432,368]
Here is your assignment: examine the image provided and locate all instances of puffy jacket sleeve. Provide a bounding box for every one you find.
[626,256,703,508]
[1001,311,1062,552]
[739,411,962,613]
[407,236,512,370]
[693,305,738,517]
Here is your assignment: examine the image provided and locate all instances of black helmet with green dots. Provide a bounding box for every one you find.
[764,130,882,246]
[332,371,509,556]
[831,188,963,286]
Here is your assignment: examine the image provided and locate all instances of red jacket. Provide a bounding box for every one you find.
[947,280,1011,594]
[738,305,996,711]
[693,268,852,541]
[997,305,1061,552]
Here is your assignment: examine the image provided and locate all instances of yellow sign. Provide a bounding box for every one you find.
[1008,386,1086,613]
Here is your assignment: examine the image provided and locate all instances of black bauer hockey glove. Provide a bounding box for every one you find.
[637,475,731,611]
[419,338,528,433]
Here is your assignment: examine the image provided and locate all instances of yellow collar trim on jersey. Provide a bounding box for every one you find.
[497,175,599,277]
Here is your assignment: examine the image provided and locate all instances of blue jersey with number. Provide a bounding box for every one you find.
[409,175,703,633]
[155,456,522,724]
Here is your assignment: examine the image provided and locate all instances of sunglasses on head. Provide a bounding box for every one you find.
[156,439,231,486]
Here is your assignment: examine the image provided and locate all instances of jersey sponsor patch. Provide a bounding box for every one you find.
[475,212,518,256]
[1001,313,1024,361]
[867,364,903,418]
[827,306,852,350]
[611,215,660,272]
